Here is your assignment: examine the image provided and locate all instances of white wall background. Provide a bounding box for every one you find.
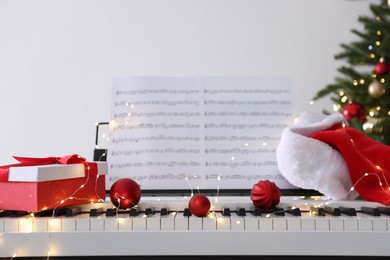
[0,0,376,164]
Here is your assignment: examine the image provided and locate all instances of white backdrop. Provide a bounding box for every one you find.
[0,0,375,164]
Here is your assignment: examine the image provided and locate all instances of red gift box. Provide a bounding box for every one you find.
[0,155,107,212]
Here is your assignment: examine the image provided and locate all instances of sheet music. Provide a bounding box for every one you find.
[108,77,295,190]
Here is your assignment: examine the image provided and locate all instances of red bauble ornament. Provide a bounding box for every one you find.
[374,62,389,76]
[188,194,211,217]
[250,180,281,210]
[341,102,365,123]
[109,178,141,209]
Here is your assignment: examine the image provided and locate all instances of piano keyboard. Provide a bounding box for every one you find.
[1,196,390,257]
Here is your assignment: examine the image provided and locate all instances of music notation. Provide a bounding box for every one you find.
[204,135,280,142]
[111,148,201,156]
[115,100,200,107]
[114,112,201,119]
[113,123,201,131]
[205,123,289,129]
[112,135,201,143]
[108,77,294,190]
[204,100,291,106]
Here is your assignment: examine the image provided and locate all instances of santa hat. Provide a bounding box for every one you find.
[277,111,390,205]
[276,112,354,200]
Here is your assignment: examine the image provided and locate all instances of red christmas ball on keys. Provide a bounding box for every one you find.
[189,194,211,217]
[109,178,141,209]
[250,180,281,210]
[341,102,365,123]
[375,61,389,76]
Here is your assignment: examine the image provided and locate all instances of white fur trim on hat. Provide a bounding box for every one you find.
[276,112,356,200]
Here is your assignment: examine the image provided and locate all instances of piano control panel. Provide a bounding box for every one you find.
[1,196,390,257]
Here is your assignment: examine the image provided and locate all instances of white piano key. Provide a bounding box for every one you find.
[90,216,104,231]
[215,212,230,230]
[133,213,147,230]
[343,217,358,231]
[244,213,258,230]
[76,215,90,231]
[259,217,273,231]
[40,217,62,232]
[3,218,19,232]
[203,214,217,230]
[147,213,161,231]
[357,213,373,231]
[160,212,175,230]
[33,218,48,232]
[286,217,301,231]
[18,218,33,232]
[189,216,203,231]
[372,217,387,231]
[117,214,133,231]
[230,213,245,231]
[272,217,287,231]
[329,217,344,231]
[62,218,76,231]
[174,212,188,230]
[315,217,330,231]
[0,219,3,232]
[104,216,119,231]
[301,213,315,231]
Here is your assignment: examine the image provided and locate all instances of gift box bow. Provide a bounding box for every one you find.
[0,154,93,182]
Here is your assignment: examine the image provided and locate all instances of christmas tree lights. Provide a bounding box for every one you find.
[313,0,390,145]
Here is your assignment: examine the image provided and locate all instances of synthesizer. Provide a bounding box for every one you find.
[1,196,390,258]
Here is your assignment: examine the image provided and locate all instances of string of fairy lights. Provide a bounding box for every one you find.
[4,80,390,257]
[311,14,390,134]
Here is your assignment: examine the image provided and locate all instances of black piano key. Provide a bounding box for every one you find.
[222,208,231,216]
[361,206,380,216]
[377,207,390,216]
[145,208,154,216]
[324,206,341,216]
[287,206,301,216]
[160,208,169,216]
[106,208,117,217]
[35,208,67,217]
[53,207,68,217]
[66,207,81,217]
[183,208,192,217]
[90,207,104,217]
[0,210,10,217]
[237,208,246,216]
[253,207,262,216]
[339,206,357,216]
[310,206,325,217]
[129,208,139,217]
[10,211,29,218]
[273,207,285,216]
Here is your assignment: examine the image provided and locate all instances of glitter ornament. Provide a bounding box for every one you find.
[368,80,386,98]
[341,102,366,122]
[250,180,281,209]
[109,178,141,209]
[374,61,389,76]
[188,194,211,217]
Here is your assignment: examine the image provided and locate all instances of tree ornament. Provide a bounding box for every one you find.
[109,178,141,209]
[341,102,365,122]
[374,61,389,76]
[250,180,281,209]
[188,194,211,217]
[368,80,386,98]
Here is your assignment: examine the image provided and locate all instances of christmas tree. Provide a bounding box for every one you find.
[313,0,390,145]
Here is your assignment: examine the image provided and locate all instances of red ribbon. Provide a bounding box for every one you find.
[0,154,86,182]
